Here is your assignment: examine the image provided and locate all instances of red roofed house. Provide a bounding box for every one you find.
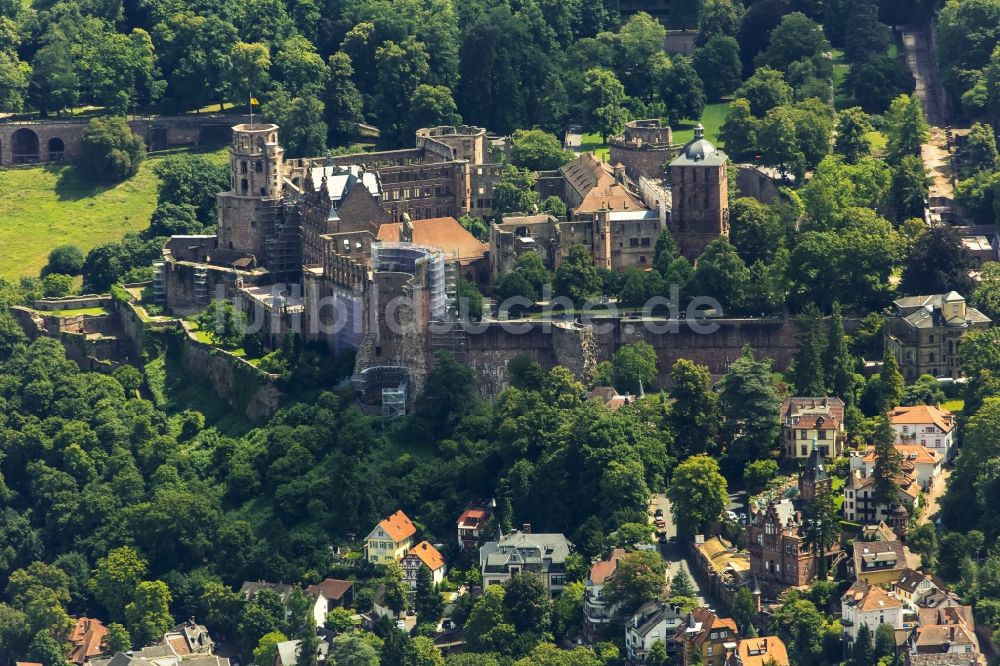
[780,397,846,459]
[365,510,417,565]
[67,617,108,665]
[840,579,905,642]
[889,404,957,462]
[859,444,943,491]
[402,540,446,588]
[584,548,627,643]
[726,636,790,666]
[457,505,492,551]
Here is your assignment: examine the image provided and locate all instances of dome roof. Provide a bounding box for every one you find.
[683,124,718,160]
[670,124,728,167]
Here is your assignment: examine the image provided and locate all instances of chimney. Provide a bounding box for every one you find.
[522,523,532,534]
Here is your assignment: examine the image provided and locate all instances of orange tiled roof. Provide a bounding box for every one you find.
[861,445,941,466]
[889,405,954,432]
[843,580,903,612]
[67,617,108,665]
[377,217,488,262]
[379,510,416,542]
[407,540,445,571]
[733,636,790,666]
[457,508,488,528]
[589,548,627,585]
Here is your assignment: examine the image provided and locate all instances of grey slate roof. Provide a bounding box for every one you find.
[629,600,684,638]
[480,530,571,571]
[670,125,728,167]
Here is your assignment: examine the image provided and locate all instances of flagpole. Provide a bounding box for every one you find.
[249,96,253,129]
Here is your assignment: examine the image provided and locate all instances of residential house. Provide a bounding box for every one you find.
[625,600,684,664]
[161,619,215,656]
[371,585,396,620]
[241,581,295,604]
[90,648,229,666]
[748,455,841,599]
[883,292,991,381]
[841,580,906,642]
[480,527,572,596]
[673,608,739,666]
[889,405,958,462]
[402,540,446,588]
[692,535,751,609]
[585,548,627,644]
[725,636,790,666]
[779,397,846,459]
[67,617,108,665]
[364,510,417,565]
[851,540,908,586]
[858,445,943,492]
[89,620,228,666]
[305,579,354,627]
[907,654,978,665]
[274,637,330,666]
[843,451,921,528]
[894,569,940,608]
[913,606,980,659]
[241,581,327,628]
[457,505,493,551]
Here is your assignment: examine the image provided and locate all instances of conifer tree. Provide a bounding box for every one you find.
[791,303,826,396]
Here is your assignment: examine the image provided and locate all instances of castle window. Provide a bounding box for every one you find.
[255,161,262,173]
[630,238,639,247]
[241,179,248,194]
[241,161,248,174]
[641,237,651,246]
[639,255,646,263]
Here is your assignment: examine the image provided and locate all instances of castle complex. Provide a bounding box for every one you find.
[158,122,735,412]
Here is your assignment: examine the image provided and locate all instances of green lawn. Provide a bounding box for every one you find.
[44,306,111,317]
[0,148,227,280]
[580,133,610,160]
[578,102,732,161]
[942,399,964,416]
[673,102,730,145]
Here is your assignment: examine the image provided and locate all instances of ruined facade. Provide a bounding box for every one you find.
[609,119,679,180]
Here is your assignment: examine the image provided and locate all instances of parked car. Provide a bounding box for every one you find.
[654,508,664,517]
[725,511,739,523]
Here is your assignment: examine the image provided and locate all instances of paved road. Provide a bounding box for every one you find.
[919,467,951,526]
[651,494,706,606]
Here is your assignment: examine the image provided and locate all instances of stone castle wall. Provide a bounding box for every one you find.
[463,317,804,395]
[736,165,783,205]
[0,115,247,166]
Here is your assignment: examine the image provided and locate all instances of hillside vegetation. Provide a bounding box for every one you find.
[0,148,226,279]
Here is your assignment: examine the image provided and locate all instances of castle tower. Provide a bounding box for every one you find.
[216,123,285,258]
[669,123,729,259]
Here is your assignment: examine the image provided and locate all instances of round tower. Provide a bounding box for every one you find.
[217,124,285,256]
[228,123,283,199]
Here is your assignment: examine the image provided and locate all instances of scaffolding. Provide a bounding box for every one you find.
[152,262,166,305]
[263,200,303,278]
[371,243,448,320]
[193,266,209,306]
[352,366,410,418]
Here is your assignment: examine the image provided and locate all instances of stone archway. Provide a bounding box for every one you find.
[11,128,40,164]
[48,137,65,161]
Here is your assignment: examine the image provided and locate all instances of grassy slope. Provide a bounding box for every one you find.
[0,148,227,280]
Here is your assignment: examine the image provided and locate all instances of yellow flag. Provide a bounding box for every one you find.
[250,97,259,106]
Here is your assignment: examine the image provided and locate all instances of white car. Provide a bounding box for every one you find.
[725,511,739,523]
